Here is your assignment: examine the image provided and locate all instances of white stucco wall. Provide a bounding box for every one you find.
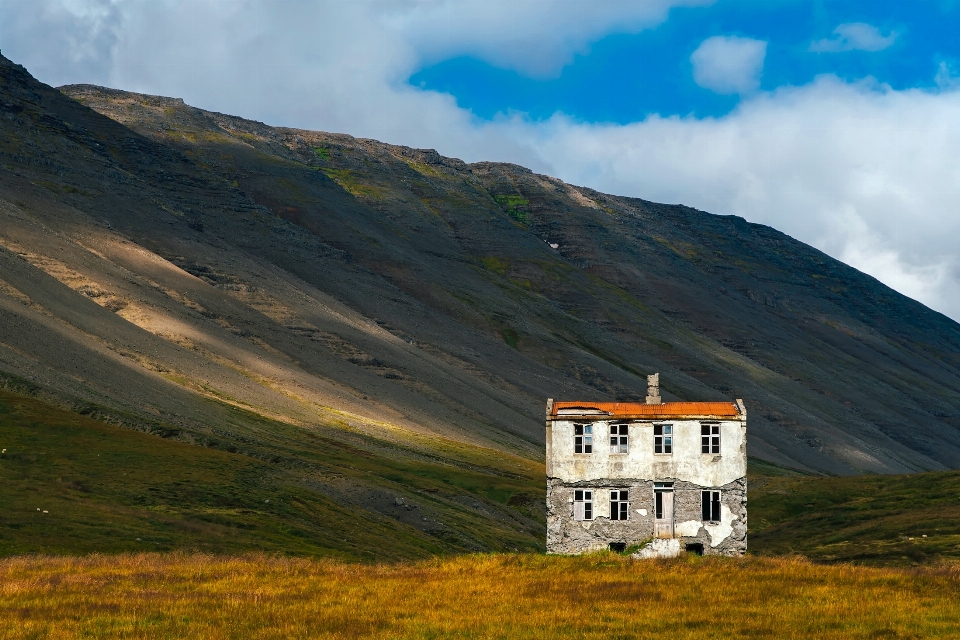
[547,419,746,486]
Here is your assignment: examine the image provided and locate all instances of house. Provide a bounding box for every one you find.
[545,374,747,557]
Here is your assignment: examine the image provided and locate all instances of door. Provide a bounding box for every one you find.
[654,484,675,538]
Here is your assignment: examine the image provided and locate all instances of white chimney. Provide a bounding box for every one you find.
[646,373,661,405]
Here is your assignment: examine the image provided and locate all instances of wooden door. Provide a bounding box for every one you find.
[655,490,674,538]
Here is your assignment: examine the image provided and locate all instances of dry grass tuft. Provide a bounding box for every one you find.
[2,552,959,639]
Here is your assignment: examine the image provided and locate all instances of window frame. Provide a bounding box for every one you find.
[701,423,720,455]
[574,489,593,521]
[609,424,629,455]
[701,490,721,523]
[574,423,593,454]
[609,489,629,520]
[653,423,673,455]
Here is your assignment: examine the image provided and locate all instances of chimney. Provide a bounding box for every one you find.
[646,373,661,405]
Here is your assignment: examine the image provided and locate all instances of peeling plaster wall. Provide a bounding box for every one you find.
[546,416,747,556]
[548,419,746,486]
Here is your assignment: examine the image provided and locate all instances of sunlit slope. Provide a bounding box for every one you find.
[58,80,960,475]
[0,389,543,558]
[1,53,559,458]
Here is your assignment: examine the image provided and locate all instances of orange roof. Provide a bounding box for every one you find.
[551,401,740,419]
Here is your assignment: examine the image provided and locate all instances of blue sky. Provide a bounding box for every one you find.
[2,0,960,320]
[410,0,959,123]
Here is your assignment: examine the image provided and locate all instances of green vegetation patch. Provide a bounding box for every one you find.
[480,256,510,276]
[313,147,331,159]
[749,464,960,566]
[319,168,386,200]
[0,390,543,560]
[493,194,530,224]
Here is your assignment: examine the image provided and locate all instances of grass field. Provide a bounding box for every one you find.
[3,552,960,639]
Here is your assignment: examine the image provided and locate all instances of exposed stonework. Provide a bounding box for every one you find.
[546,376,747,557]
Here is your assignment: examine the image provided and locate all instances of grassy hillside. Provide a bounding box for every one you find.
[749,464,960,565]
[0,389,543,559]
[3,553,959,639]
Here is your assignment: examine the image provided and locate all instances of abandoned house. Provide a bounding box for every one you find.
[545,374,747,557]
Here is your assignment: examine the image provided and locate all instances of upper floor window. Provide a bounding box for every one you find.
[702,490,721,522]
[654,424,672,454]
[574,424,593,454]
[609,424,628,454]
[610,490,629,520]
[574,489,593,520]
[702,424,720,454]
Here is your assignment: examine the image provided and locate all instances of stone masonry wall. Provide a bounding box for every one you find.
[546,477,746,556]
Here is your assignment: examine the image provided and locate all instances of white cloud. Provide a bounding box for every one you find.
[2,1,960,321]
[690,35,767,94]
[810,23,898,53]
[391,0,714,78]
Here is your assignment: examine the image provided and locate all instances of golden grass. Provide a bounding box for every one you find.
[2,553,959,639]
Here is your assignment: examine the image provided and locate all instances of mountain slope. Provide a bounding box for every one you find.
[58,79,960,475]
[1,51,959,484]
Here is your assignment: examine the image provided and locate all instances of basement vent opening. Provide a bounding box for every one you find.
[608,542,626,553]
[685,543,704,556]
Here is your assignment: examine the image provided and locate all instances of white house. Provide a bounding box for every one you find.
[545,374,747,557]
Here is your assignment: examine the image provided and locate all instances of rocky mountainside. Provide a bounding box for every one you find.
[2,52,959,482]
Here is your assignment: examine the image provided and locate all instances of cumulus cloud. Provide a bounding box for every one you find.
[690,35,767,94]
[810,23,898,53]
[1,1,960,321]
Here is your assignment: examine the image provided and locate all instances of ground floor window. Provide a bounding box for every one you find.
[702,490,721,522]
[610,490,628,520]
[574,489,593,520]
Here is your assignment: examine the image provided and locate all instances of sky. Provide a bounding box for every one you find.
[2,0,960,321]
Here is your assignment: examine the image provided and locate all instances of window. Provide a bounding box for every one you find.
[610,490,628,520]
[702,424,720,454]
[574,424,593,454]
[654,424,672,454]
[574,489,593,520]
[702,490,721,522]
[609,424,628,454]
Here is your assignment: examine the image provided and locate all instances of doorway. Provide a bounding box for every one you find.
[654,482,674,538]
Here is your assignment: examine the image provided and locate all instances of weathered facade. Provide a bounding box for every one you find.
[546,374,747,557]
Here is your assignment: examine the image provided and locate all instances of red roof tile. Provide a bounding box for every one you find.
[551,401,740,419]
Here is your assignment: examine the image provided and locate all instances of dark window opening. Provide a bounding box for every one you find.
[610,490,629,520]
[609,542,627,553]
[701,490,721,522]
[654,424,673,454]
[574,423,593,454]
[701,423,720,454]
[685,543,704,556]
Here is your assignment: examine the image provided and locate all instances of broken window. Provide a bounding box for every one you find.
[701,490,721,522]
[610,490,628,520]
[701,424,720,454]
[574,424,593,454]
[609,424,628,454]
[654,424,672,454]
[574,489,593,520]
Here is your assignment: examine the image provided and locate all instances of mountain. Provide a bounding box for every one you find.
[2,50,960,496]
